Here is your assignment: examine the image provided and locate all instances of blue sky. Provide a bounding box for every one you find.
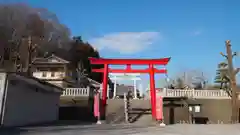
[3,0,240,88]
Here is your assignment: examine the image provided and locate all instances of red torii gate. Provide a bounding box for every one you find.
[89,57,171,119]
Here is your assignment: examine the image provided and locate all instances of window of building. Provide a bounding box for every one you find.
[42,72,47,77]
[51,72,55,77]
[39,67,50,71]
[189,105,201,113]
[189,106,192,112]
[195,105,201,112]
[4,47,10,60]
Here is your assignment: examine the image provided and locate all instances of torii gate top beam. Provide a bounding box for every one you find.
[89,57,171,65]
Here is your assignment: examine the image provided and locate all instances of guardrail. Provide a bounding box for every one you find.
[61,87,90,97]
[148,89,230,99]
[61,87,232,99]
[156,89,231,99]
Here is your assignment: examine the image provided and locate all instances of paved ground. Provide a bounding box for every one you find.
[1,124,240,135]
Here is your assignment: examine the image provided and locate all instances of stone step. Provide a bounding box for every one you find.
[106,99,154,125]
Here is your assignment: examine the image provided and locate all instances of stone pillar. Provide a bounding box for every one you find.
[113,76,117,98]
[133,79,137,99]
[139,83,143,98]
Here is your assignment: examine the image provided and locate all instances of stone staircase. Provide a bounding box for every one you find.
[106,99,125,124]
[129,100,153,125]
[106,99,153,125]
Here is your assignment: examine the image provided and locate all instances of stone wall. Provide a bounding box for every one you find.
[163,99,239,124]
[106,98,240,125]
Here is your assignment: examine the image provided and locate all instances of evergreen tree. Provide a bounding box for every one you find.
[214,62,230,90]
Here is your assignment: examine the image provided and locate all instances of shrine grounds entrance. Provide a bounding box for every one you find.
[109,73,142,99]
[89,57,171,121]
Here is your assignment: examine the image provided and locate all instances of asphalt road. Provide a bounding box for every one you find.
[1,124,240,135]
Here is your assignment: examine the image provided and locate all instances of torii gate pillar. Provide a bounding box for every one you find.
[102,64,109,105]
[149,64,156,117]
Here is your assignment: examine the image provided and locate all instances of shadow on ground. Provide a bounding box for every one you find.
[0,120,96,135]
[59,106,96,122]
[0,106,97,135]
[129,108,151,123]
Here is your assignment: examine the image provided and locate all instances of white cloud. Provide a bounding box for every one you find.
[88,32,160,54]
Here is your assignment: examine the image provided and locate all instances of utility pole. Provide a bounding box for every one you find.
[26,35,38,76]
[220,40,240,123]
[26,36,32,76]
[26,35,39,76]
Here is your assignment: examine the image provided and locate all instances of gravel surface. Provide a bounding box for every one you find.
[1,124,240,135]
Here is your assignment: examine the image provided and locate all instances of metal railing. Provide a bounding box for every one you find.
[61,87,90,97]
[156,89,230,99]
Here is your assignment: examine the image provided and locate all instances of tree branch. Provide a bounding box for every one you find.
[234,68,240,75]
[226,90,232,97]
[220,52,228,59]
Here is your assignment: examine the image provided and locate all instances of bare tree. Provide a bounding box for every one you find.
[173,70,208,89]
[0,3,105,83]
[0,3,71,72]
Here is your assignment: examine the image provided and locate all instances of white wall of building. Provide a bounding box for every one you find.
[33,72,66,87]
[33,71,65,80]
[1,74,61,127]
[0,73,7,121]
